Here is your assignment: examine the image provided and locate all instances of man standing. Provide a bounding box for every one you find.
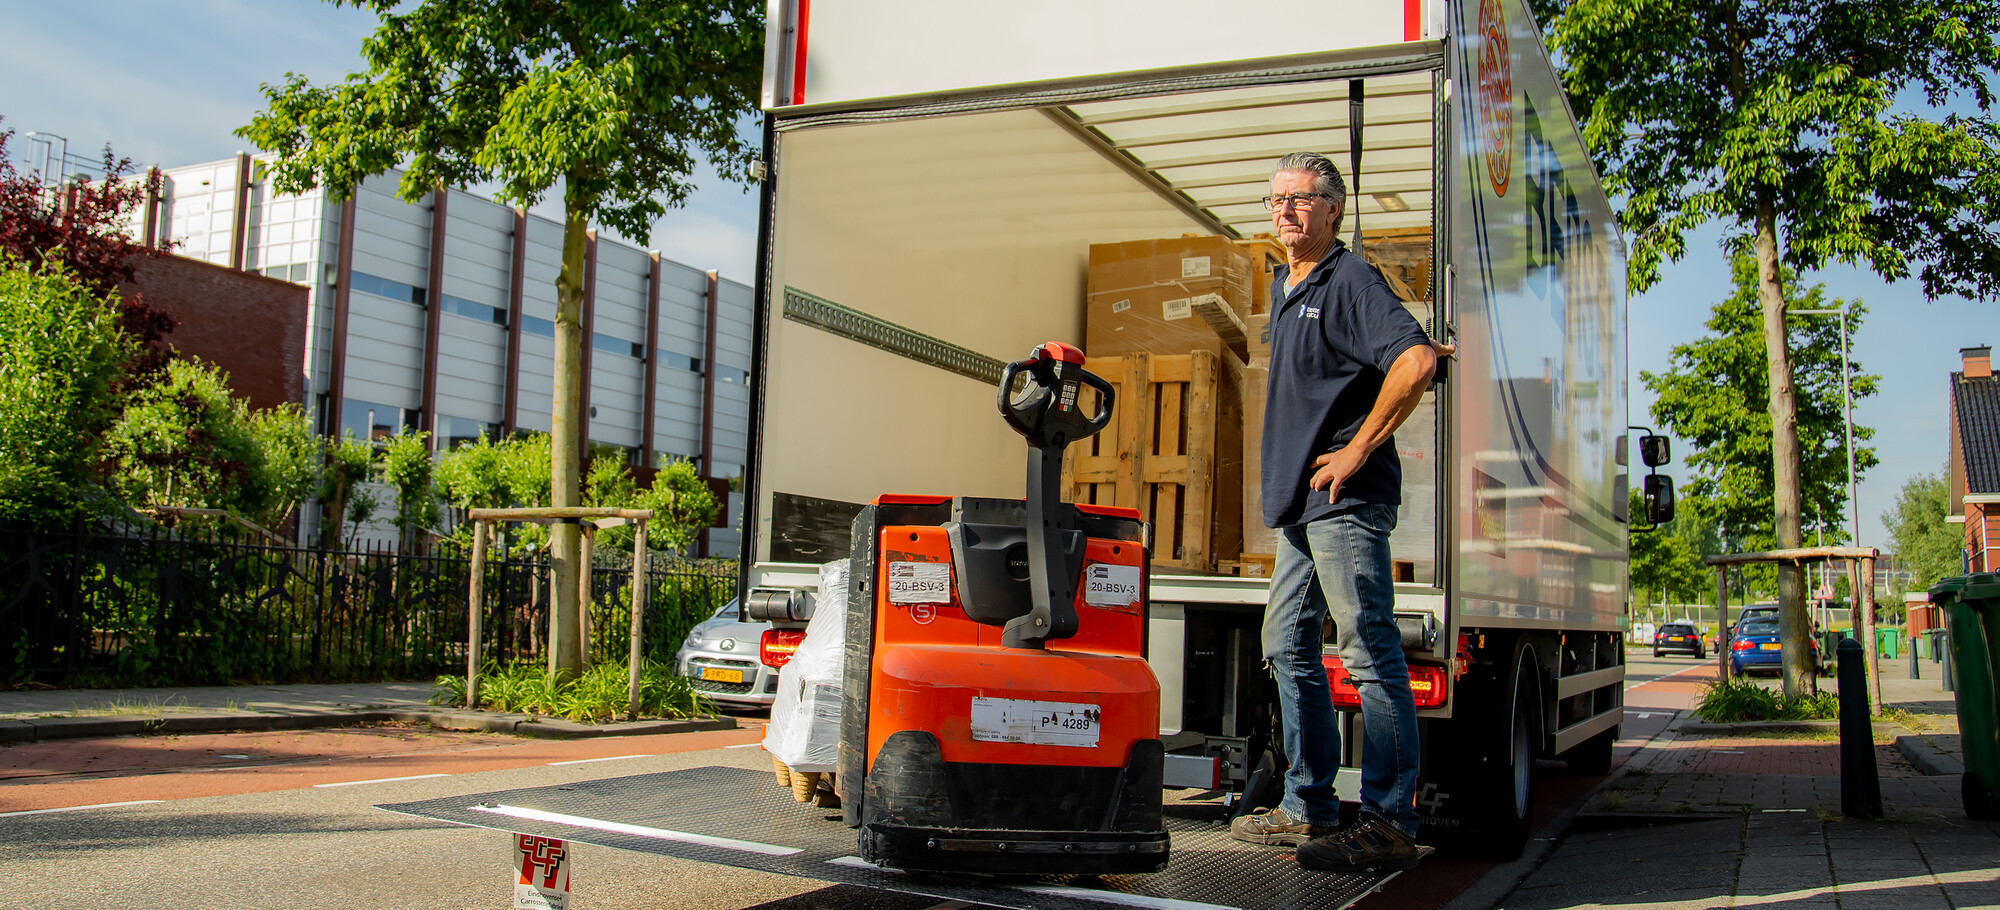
[1227,152,1447,872]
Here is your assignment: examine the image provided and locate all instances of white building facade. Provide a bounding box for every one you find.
[138,154,751,556]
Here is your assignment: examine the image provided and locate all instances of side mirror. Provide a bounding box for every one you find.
[1644,474,1676,525]
[1612,474,1629,522]
[1640,435,1671,468]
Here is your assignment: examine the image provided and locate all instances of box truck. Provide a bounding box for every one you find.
[739,0,1645,861]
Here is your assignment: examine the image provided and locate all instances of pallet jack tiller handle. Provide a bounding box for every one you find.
[994,342,1115,649]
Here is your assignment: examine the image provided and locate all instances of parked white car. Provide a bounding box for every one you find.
[675,601,794,709]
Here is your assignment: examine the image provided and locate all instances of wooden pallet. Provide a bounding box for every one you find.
[1063,351,1221,572]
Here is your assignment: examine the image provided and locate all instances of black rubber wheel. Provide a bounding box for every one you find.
[1966,773,2000,821]
[1652,650,1661,658]
[1488,670,1539,856]
[1564,725,1617,777]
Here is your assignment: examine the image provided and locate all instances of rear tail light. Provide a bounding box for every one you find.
[1323,654,1448,709]
[760,628,806,667]
[1732,639,1754,651]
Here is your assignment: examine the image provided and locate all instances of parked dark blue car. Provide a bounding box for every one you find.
[1728,618,1823,676]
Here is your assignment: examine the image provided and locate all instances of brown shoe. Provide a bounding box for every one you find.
[1228,807,1337,847]
[1296,815,1424,871]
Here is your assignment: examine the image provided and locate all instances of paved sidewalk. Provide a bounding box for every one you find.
[1487,653,1999,910]
[0,680,736,742]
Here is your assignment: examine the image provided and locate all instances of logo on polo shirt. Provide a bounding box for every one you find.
[1301,305,1321,320]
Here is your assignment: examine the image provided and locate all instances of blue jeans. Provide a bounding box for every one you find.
[1263,504,1421,835]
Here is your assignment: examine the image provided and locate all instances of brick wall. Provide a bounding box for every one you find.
[119,254,308,413]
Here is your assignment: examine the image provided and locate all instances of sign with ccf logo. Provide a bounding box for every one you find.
[514,834,571,910]
[1477,0,1514,197]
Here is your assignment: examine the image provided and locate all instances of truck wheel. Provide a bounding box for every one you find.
[1421,649,1539,859]
[1486,669,1539,856]
[1564,725,1617,777]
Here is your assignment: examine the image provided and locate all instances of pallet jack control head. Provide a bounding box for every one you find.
[997,341,1115,451]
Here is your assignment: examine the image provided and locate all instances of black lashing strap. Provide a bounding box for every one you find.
[1349,78,1365,257]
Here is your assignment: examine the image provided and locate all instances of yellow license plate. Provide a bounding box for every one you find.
[1760,643,1782,650]
[1670,636,1686,641]
[700,667,745,684]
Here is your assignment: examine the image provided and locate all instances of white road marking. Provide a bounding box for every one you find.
[1714,750,1746,754]
[472,804,800,856]
[1623,711,1660,719]
[313,773,449,788]
[1017,884,1242,910]
[0,800,162,817]
[827,856,1241,910]
[548,754,651,766]
[725,742,764,749]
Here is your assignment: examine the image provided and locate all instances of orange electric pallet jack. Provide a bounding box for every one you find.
[835,341,1169,875]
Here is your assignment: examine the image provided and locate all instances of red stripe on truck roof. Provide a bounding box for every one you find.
[1405,0,1421,41]
[792,0,811,104]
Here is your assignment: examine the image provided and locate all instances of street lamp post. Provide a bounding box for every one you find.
[1793,306,1858,554]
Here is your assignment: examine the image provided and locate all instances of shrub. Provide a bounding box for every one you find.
[1694,676,1840,723]
[432,659,712,722]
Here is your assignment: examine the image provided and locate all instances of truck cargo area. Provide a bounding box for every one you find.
[379,764,1404,910]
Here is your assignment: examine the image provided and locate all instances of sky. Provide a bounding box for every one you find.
[2,0,1989,551]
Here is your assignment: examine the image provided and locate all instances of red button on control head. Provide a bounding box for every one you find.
[1040,341,1086,365]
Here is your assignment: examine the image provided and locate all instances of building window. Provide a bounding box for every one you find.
[590,441,643,467]
[655,451,703,473]
[350,271,426,306]
[593,332,645,360]
[713,364,750,386]
[438,415,499,449]
[340,399,414,441]
[660,350,703,375]
[521,314,556,337]
[441,293,507,327]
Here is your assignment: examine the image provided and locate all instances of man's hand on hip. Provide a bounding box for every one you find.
[1309,445,1369,501]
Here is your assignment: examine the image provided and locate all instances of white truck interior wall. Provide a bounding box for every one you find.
[769,0,1440,110]
[1448,0,1627,630]
[758,108,1211,558]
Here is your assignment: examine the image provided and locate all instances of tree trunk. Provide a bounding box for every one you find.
[1754,202,1811,697]
[547,201,587,678]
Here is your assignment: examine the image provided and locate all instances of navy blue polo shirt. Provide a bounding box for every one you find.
[1261,242,1432,528]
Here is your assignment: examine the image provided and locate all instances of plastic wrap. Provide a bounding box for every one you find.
[761,559,849,773]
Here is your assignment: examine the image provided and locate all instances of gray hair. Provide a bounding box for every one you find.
[1271,151,1346,235]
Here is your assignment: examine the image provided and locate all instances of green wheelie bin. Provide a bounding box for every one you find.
[1930,573,2000,820]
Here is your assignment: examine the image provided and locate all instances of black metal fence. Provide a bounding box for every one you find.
[0,522,737,687]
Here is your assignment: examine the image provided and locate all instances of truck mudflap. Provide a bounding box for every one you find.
[378,764,1404,910]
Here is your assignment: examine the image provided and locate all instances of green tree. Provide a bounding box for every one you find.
[1884,471,1963,598]
[637,458,720,555]
[1644,254,1879,553]
[1639,251,1882,691]
[317,435,376,549]
[379,429,439,552]
[240,0,764,674]
[105,359,316,531]
[1548,0,2000,695]
[0,258,129,524]
[1629,493,1711,610]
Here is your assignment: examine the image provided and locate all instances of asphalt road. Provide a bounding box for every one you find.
[0,654,1713,910]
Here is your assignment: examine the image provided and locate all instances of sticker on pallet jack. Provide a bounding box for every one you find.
[1082,564,1142,609]
[970,696,1100,747]
[887,562,952,604]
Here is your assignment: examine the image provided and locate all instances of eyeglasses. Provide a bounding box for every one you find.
[1262,192,1332,212]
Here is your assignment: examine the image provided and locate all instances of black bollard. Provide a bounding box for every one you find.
[1912,637,1921,681]
[1838,638,1884,820]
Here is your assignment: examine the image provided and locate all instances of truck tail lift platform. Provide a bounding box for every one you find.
[378,764,1406,910]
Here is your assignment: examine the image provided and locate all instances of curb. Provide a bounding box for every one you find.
[0,707,737,743]
[1894,733,1964,777]
[1679,719,1840,734]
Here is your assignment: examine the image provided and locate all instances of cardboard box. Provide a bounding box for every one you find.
[1086,237,1253,359]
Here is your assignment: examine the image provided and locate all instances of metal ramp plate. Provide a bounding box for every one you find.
[379,766,1398,910]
